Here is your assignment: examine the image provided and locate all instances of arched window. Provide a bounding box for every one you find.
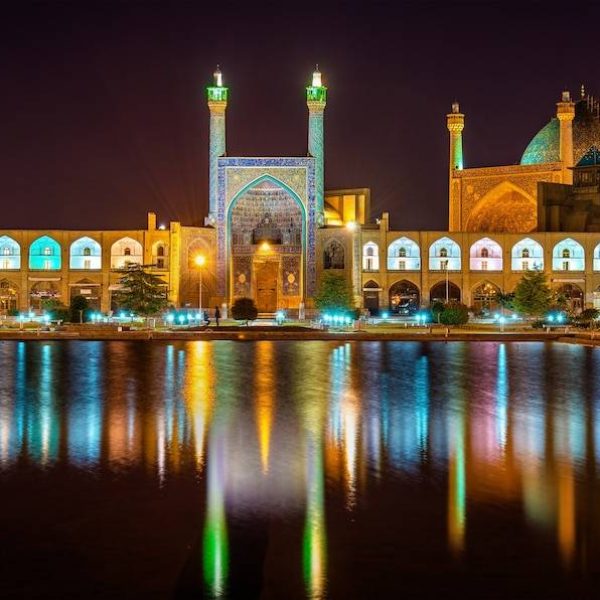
[157,245,165,257]
[511,238,544,271]
[429,237,461,271]
[553,239,584,271]
[111,237,143,269]
[70,237,102,269]
[362,242,379,271]
[0,236,20,269]
[470,238,502,271]
[324,240,345,269]
[29,236,61,270]
[388,237,421,270]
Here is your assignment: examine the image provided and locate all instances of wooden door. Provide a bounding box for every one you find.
[255,261,278,312]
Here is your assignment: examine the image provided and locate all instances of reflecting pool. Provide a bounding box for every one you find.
[1,340,600,598]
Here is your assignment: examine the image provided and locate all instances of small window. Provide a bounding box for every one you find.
[156,258,165,269]
[562,248,570,259]
[124,247,131,256]
[157,245,165,257]
[398,247,407,258]
[366,257,373,270]
[83,247,91,257]
[441,259,449,270]
[366,246,374,257]
[481,248,489,258]
[522,248,530,258]
[83,259,91,269]
[481,260,488,270]
[43,247,52,256]
[2,247,9,256]
[563,261,570,271]
[440,248,448,258]
[398,260,406,270]
[43,260,51,270]
[522,260,529,271]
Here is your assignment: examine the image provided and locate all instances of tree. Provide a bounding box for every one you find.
[430,300,445,323]
[314,272,355,313]
[495,292,515,311]
[439,300,469,325]
[42,298,70,322]
[113,264,169,316]
[69,295,89,323]
[231,297,258,324]
[513,270,552,318]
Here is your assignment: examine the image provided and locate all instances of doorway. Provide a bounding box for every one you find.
[255,261,278,312]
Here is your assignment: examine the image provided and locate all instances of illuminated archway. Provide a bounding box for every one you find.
[70,236,102,269]
[472,281,501,313]
[466,181,536,233]
[429,237,461,271]
[388,237,421,270]
[362,242,379,271]
[389,280,420,314]
[29,236,61,270]
[430,281,461,303]
[111,237,143,269]
[0,279,18,313]
[552,238,585,271]
[470,237,503,271]
[0,236,20,270]
[511,238,544,271]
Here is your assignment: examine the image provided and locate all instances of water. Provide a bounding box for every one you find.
[0,340,599,599]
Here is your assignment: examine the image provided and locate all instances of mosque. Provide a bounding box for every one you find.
[2,67,600,316]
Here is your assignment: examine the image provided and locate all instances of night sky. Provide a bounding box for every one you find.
[1,1,599,231]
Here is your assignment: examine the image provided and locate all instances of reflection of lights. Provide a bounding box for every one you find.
[448,410,466,556]
[255,342,275,474]
[496,344,508,451]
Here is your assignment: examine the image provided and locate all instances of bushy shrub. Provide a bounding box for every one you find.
[231,297,258,324]
[439,301,469,326]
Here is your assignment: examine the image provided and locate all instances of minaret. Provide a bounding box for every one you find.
[306,66,327,224]
[206,66,228,225]
[447,101,465,231]
[556,90,575,184]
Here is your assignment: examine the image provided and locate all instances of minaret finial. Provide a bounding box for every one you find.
[581,83,586,99]
[213,65,223,87]
[312,65,322,88]
[451,100,460,114]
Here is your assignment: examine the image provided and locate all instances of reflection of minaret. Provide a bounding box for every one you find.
[306,66,327,224]
[206,66,229,226]
[448,404,466,556]
[203,428,229,598]
[447,101,464,231]
[303,372,327,599]
[255,342,275,474]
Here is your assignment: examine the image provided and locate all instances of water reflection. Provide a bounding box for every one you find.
[1,340,600,598]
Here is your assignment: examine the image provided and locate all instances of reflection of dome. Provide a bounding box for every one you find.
[521,98,600,165]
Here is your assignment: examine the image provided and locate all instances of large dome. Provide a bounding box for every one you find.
[520,98,600,165]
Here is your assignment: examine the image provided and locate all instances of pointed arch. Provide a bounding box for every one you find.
[111,237,143,269]
[0,235,20,269]
[362,241,379,271]
[552,238,585,271]
[466,180,536,233]
[469,237,503,271]
[29,235,61,270]
[389,280,420,313]
[429,236,461,271]
[387,236,421,270]
[70,236,102,269]
[511,237,544,271]
[323,238,345,269]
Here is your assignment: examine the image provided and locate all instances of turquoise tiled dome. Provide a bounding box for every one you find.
[520,100,600,165]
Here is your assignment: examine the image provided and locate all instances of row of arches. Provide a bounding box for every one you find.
[0,236,168,270]
[362,237,590,272]
[363,279,586,315]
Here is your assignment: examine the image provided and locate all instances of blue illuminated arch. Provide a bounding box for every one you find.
[70,236,102,269]
[29,235,61,270]
[0,235,21,269]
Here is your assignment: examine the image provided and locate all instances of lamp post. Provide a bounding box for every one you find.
[195,255,206,316]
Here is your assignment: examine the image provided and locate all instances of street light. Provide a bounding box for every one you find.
[195,255,206,315]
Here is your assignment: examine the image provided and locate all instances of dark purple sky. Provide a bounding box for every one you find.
[1,1,598,231]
